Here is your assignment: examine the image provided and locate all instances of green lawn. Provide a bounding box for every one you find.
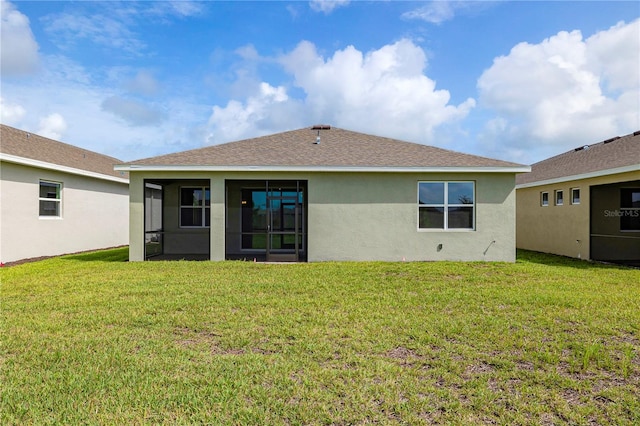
[1,249,639,425]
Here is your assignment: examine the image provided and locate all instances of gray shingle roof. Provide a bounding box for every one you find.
[0,124,127,180]
[125,126,524,169]
[516,130,640,186]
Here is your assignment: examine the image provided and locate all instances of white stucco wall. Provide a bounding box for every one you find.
[127,171,516,262]
[0,161,129,263]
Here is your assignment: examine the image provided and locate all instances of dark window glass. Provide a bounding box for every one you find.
[180,187,210,227]
[181,188,204,206]
[448,182,474,204]
[39,181,61,217]
[39,181,60,199]
[448,207,474,229]
[571,189,580,204]
[621,189,640,208]
[39,200,60,216]
[419,207,444,229]
[181,207,202,227]
[242,234,266,250]
[621,214,640,231]
[419,183,444,204]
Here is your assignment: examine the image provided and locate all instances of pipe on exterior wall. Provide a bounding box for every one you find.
[483,240,496,256]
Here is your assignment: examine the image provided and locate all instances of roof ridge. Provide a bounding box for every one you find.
[532,129,640,166]
[516,130,640,185]
[1,124,123,162]
[1,124,127,179]
[123,125,525,168]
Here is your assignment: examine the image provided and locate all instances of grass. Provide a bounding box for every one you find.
[1,248,639,425]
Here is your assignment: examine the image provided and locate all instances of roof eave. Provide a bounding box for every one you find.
[1,153,130,184]
[115,164,530,173]
[516,164,640,189]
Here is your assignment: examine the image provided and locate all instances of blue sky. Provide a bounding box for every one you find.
[1,1,639,163]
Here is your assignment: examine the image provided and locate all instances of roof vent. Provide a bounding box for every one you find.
[312,124,330,145]
[574,145,589,152]
[634,130,640,136]
[603,136,620,144]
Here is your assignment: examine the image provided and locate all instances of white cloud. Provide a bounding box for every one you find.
[37,113,67,140]
[0,97,26,125]
[43,12,146,54]
[586,20,640,93]
[208,83,299,143]
[402,1,489,25]
[309,0,350,14]
[477,19,640,162]
[0,0,39,75]
[402,1,455,24]
[0,53,203,160]
[207,39,474,146]
[150,1,204,18]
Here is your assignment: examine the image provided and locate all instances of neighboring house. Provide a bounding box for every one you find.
[0,124,129,264]
[516,130,640,266]
[116,126,528,262]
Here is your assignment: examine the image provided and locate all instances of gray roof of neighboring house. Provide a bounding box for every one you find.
[516,130,640,186]
[0,124,127,180]
[123,126,525,169]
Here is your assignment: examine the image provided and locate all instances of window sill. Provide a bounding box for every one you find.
[418,228,475,232]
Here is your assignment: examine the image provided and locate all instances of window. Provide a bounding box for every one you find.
[180,187,210,227]
[620,188,640,231]
[418,182,474,230]
[555,190,564,206]
[571,188,580,205]
[39,180,61,217]
[541,192,549,206]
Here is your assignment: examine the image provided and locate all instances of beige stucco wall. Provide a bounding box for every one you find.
[516,170,640,259]
[0,161,129,263]
[128,171,517,262]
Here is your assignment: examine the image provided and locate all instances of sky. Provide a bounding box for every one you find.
[1,0,639,164]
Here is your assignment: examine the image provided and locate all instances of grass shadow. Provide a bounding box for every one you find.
[517,249,637,271]
[62,247,129,263]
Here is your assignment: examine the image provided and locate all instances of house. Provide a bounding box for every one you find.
[0,124,129,264]
[116,126,528,262]
[516,130,640,266]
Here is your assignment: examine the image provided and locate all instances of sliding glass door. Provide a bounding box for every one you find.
[230,180,306,262]
[266,189,303,262]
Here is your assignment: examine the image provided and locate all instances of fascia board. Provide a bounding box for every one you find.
[115,164,531,174]
[1,153,129,184]
[516,164,640,189]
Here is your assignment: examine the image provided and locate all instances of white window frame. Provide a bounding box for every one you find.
[555,190,564,206]
[541,192,549,207]
[39,180,62,219]
[570,188,580,205]
[179,186,210,228]
[418,181,475,231]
